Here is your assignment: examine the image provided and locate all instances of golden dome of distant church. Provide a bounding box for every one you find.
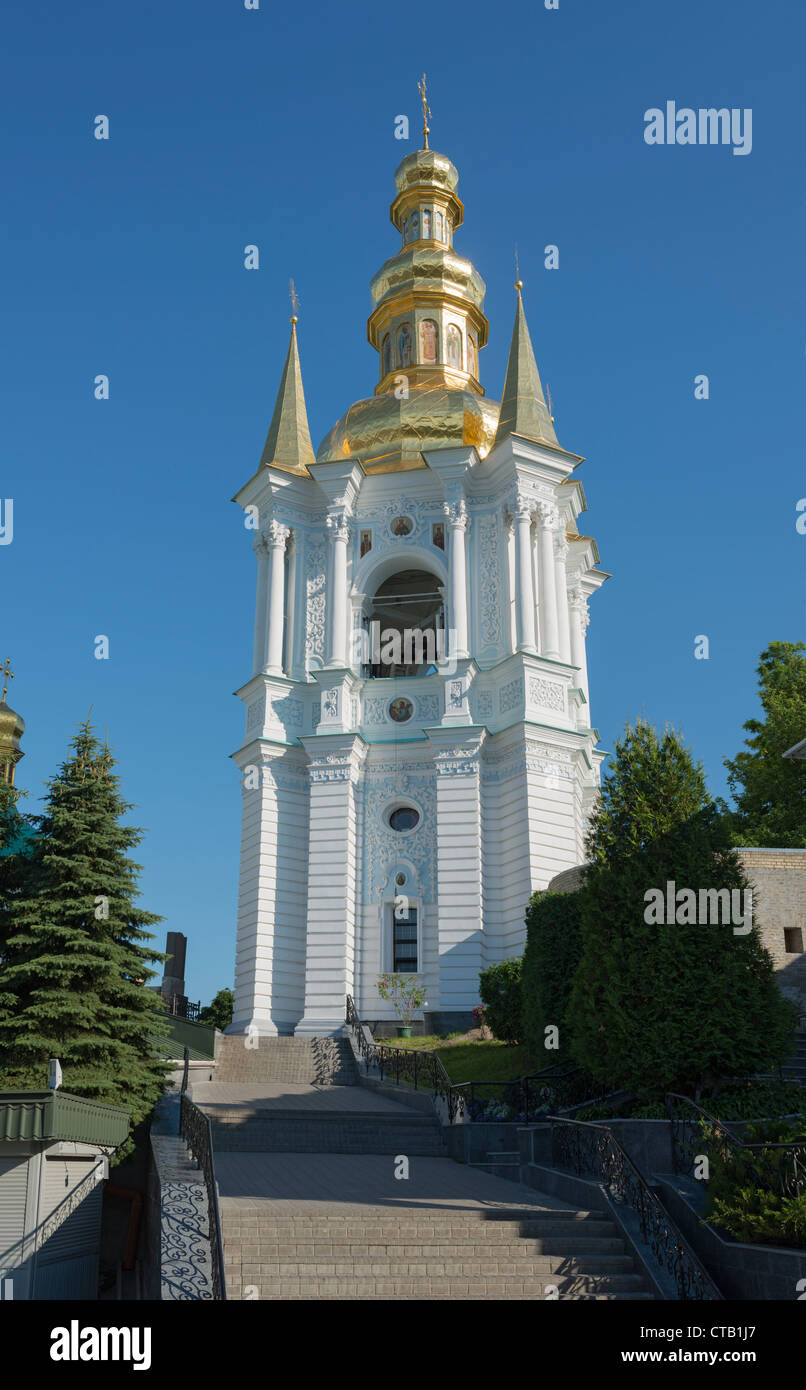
[316,113,500,473]
[0,659,25,789]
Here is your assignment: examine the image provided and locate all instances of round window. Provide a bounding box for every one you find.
[388,806,420,833]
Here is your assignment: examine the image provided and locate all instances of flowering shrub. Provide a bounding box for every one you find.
[377,973,427,1024]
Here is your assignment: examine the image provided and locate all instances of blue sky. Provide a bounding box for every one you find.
[2,0,803,1003]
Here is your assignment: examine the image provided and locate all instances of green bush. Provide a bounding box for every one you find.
[521,890,583,1065]
[705,1118,806,1248]
[478,958,522,1044]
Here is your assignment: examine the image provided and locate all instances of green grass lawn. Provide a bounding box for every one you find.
[390,1037,534,1084]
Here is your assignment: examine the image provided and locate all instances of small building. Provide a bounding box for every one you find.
[0,1090,129,1300]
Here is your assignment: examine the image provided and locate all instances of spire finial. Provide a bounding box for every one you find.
[515,244,522,291]
[1,658,13,704]
[418,73,431,150]
[289,278,300,325]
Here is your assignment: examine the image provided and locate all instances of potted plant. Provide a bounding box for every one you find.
[377,973,427,1037]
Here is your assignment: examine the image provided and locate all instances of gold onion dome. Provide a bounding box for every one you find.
[0,660,24,789]
[316,144,500,473]
[0,701,24,746]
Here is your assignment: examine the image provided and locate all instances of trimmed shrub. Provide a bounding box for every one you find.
[706,1118,806,1248]
[478,958,522,1044]
[567,719,795,1100]
[521,890,583,1065]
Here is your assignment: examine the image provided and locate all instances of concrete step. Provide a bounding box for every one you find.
[208,1114,446,1154]
[224,1273,648,1298]
[225,1234,628,1257]
[226,1289,656,1300]
[224,1253,637,1276]
[214,1036,358,1086]
[221,1214,619,1240]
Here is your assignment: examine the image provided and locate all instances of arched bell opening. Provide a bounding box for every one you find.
[361,567,445,678]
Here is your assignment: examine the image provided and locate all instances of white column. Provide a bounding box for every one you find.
[536,502,560,658]
[265,520,289,676]
[504,511,517,655]
[514,498,537,653]
[444,499,470,659]
[283,532,297,678]
[252,536,270,675]
[569,582,591,714]
[326,513,350,667]
[554,533,572,664]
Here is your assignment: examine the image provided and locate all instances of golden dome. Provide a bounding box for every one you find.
[317,382,500,473]
[317,143,496,472]
[0,701,24,746]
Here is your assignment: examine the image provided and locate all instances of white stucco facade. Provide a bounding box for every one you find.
[228,141,608,1036]
[230,437,607,1035]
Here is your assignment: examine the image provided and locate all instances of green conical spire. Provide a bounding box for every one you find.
[493,284,559,450]
[259,318,315,475]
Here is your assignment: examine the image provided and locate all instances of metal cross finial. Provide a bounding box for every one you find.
[289,278,300,323]
[1,658,13,703]
[418,73,431,150]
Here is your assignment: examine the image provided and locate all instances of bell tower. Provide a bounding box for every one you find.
[228,109,608,1037]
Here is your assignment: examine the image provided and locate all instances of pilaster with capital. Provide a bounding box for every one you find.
[536,501,560,659]
[514,496,537,654]
[568,580,591,717]
[265,519,290,676]
[326,510,351,668]
[443,497,470,659]
[252,533,270,676]
[553,531,572,664]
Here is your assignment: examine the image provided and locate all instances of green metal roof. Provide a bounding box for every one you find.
[0,1090,130,1147]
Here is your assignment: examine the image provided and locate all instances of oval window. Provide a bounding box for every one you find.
[389,806,420,833]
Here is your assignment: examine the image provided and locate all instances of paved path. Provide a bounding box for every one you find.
[190,1082,413,1114]
[215,1152,570,1215]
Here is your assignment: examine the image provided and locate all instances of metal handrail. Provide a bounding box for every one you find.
[345,997,607,1124]
[666,1091,806,1199]
[179,1092,228,1301]
[550,1115,722,1301]
[345,995,462,1119]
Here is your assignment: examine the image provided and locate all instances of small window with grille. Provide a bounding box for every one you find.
[393,907,418,972]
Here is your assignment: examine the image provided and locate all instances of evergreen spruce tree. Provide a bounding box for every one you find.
[724,641,806,847]
[0,722,167,1137]
[567,719,794,1100]
[0,783,38,962]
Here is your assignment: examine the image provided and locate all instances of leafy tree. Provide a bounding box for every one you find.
[724,641,806,846]
[0,722,167,1150]
[478,958,522,1044]
[198,987,234,1030]
[521,890,583,1065]
[567,719,794,1100]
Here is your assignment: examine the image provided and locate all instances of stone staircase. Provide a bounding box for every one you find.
[782,1028,806,1088]
[208,1106,446,1154]
[214,1035,357,1086]
[221,1204,655,1300]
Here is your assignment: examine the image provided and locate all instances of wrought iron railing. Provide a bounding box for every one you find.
[345,996,463,1120]
[550,1116,721,1301]
[450,1066,608,1124]
[345,997,607,1124]
[179,1092,227,1301]
[666,1092,806,1201]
